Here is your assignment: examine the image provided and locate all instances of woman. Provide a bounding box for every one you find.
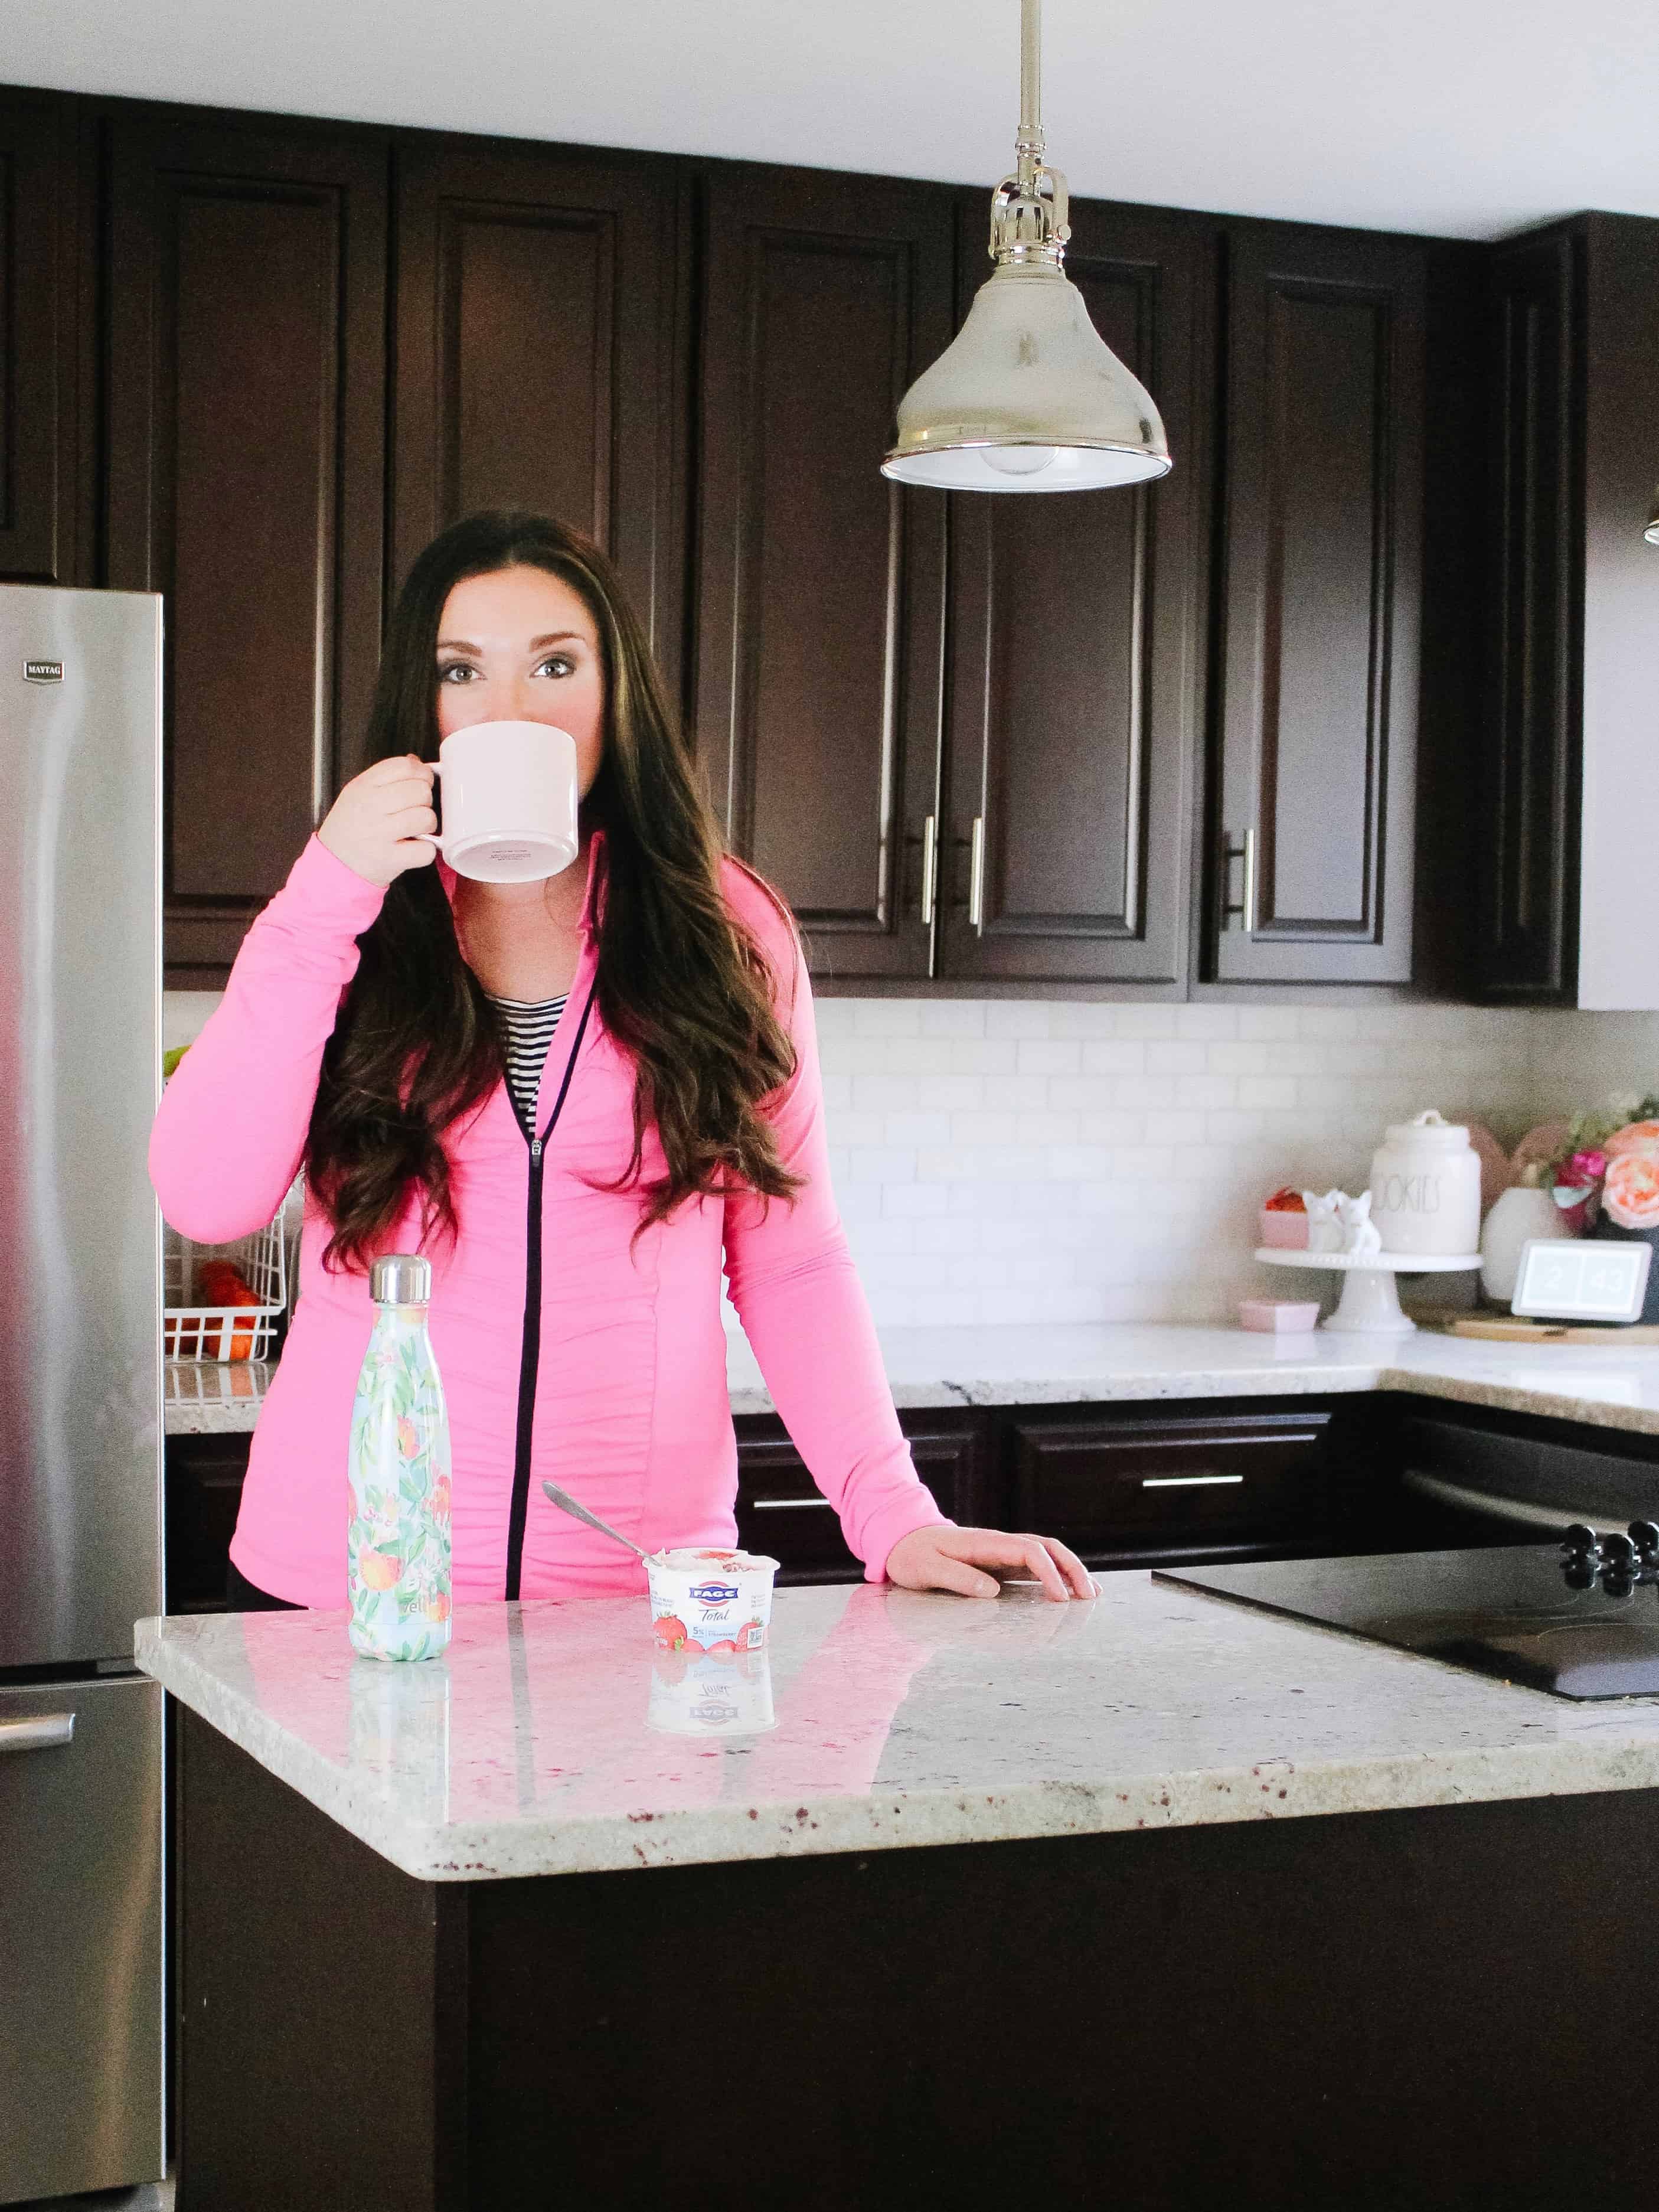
[151,510,1092,1611]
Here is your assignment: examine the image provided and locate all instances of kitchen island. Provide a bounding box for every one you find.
[142,1571,1659,2210]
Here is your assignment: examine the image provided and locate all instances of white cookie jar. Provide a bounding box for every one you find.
[1367,1110,1482,1257]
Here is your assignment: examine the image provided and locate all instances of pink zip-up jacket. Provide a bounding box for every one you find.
[150,834,949,1608]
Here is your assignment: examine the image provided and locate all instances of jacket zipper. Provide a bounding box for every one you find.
[504,984,596,1600]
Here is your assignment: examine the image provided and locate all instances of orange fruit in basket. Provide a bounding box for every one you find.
[197,1259,260,1360]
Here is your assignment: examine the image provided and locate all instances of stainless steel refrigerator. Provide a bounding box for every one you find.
[0,586,165,2203]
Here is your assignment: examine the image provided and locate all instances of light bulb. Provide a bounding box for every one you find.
[983,443,1058,477]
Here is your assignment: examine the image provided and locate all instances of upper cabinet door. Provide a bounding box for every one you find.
[694,164,953,981]
[391,136,686,694]
[939,198,1208,987]
[105,109,388,984]
[1210,224,1426,986]
[1477,229,1579,1003]
[0,89,85,583]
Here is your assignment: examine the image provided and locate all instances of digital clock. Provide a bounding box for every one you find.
[1510,1238,1654,1325]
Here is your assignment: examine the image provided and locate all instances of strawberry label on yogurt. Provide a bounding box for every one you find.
[646,1547,778,1655]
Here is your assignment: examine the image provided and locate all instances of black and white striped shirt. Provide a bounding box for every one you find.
[488,992,569,1138]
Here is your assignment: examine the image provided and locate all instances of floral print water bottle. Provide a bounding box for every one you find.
[347,1254,452,1661]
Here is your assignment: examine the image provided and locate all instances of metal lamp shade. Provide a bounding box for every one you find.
[1645,484,1659,543]
[883,261,1170,492]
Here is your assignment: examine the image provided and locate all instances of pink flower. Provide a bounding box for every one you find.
[396,1416,419,1459]
[1565,1149,1607,1185]
[1605,1123,1659,1162]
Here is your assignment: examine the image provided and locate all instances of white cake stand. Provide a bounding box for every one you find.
[1253,1246,1482,1336]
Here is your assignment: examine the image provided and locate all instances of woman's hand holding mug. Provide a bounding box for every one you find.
[318,756,439,888]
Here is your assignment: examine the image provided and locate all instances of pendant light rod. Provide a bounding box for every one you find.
[1018,0,1043,169]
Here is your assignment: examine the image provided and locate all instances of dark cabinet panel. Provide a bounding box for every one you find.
[391,136,686,691]
[165,1433,252,1611]
[940,200,1209,986]
[0,89,84,582]
[1008,1404,1352,1568]
[735,1408,993,1584]
[104,109,388,983]
[1210,224,1425,985]
[695,164,954,980]
[1478,227,1580,1002]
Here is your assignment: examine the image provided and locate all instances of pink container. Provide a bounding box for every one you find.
[1259,1207,1309,1249]
[1239,1297,1321,1335]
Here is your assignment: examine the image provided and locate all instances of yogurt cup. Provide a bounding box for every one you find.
[647,1547,778,1655]
[648,1646,776,1736]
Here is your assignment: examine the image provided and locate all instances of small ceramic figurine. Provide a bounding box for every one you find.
[1302,1188,1381,1260]
[1336,1189,1382,1261]
[1302,1190,1345,1253]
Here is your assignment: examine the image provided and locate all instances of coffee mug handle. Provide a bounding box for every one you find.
[412,757,451,857]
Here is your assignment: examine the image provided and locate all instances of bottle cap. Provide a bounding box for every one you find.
[370,1254,432,1306]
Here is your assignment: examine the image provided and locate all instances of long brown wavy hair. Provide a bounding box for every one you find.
[306,510,799,1272]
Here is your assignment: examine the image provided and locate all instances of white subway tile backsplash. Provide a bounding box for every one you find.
[809,996,1547,1328]
[161,986,1562,1337]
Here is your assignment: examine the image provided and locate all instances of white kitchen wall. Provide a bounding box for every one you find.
[807,999,1543,1327]
[174,986,1634,1326]
[1524,1010,1659,1123]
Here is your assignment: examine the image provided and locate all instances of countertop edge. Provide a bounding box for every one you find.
[136,1614,1659,1883]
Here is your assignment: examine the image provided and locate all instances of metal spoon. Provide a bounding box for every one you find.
[541,1480,661,1565]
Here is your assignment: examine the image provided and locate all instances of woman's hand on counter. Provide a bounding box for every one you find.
[884,1526,1096,1603]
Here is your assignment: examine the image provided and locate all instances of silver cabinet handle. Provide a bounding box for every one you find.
[1141,1474,1246,1488]
[0,1712,76,1753]
[1242,826,1258,934]
[919,813,937,926]
[750,1496,837,1510]
[968,814,985,932]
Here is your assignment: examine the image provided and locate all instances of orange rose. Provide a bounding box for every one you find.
[1605,1121,1659,1160]
[1603,1151,1659,1228]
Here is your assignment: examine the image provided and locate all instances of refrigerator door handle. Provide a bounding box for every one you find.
[0,1712,76,1753]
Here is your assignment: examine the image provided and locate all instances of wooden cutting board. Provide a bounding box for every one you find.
[1431,1314,1659,1345]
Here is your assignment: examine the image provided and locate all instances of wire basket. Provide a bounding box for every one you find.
[164,1212,288,1363]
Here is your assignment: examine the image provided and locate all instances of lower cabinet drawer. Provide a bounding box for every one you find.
[1010,1408,1341,1567]
[735,1409,993,1585]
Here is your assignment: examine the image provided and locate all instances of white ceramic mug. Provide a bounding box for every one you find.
[424,719,579,883]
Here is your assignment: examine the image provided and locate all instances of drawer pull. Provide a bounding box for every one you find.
[1140,1474,1246,1488]
[0,1712,75,1754]
[750,1496,836,1510]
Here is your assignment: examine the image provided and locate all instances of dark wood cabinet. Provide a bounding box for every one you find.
[165,1433,252,1611]
[734,1407,993,1583]
[1475,213,1659,1009]
[1478,225,1580,1002]
[1208,223,1426,987]
[939,198,1210,987]
[1006,1401,1370,1568]
[693,162,955,981]
[103,106,390,983]
[0,88,87,583]
[390,134,688,689]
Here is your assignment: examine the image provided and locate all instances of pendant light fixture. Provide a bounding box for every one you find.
[1645,487,1659,544]
[882,0,1170,494]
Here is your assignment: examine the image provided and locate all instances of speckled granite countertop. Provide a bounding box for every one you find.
[165,1324,1659,1440]
[137,1572,1659,1883]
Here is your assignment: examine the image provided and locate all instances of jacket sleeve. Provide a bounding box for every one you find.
[149,836,387,1241]
[721,893,952,1583]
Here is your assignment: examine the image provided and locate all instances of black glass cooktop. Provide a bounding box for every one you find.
[1157,1540,1659,1700]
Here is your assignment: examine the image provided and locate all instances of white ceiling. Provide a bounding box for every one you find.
[9,0,1659,241]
